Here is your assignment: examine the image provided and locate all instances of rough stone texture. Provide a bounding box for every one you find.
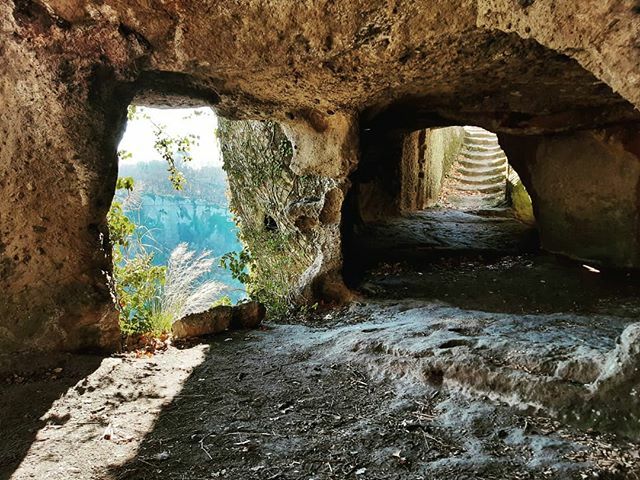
[589,323,640,437]
[230,301,266,330]
[284,118,357,303]
[406,127,465,211]
[476,0,640,118]
[0,1,136,352]
[219,118,349,307]
[297,182,355,304]
[1,0,640,351]
[422,128,465,207]
[316,300,640,438]
[283,113,359,179]
[356,126,466,222]
[353,209,537,264]
[500,125,640,268]
[507,169,535,225]
[398,131,423,213]
[172,302,266,339]
[171,306,232,339]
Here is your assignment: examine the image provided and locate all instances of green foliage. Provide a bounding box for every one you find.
[218,119,315,233]
[108,177,167,335]
[219,249,251,285]
[118,150,133,161]
[107,200,135,248]
[218,118,323,318]
[152,124,199,190]
[233,227,312,318]
[116,176,135,192]
[508,174,536,225]
[113,252,166,335]
[122,105,199,191]
[109,106,209,336]
[127,105,141,121]
[211,295,233,307]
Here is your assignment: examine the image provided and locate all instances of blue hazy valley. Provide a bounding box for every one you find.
[117,161,245,302]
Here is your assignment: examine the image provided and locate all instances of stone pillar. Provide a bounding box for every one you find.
[282,111,359,303]
[499,126,640,268]
[0,13,130,351]
[399,131,422,213]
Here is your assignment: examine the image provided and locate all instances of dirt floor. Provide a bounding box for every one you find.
[3,209,640,480]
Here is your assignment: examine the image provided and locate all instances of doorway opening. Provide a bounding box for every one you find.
[345,124,540,299]
[110,106,245,338]
[392,124,538,254]
[348,125,538,262]
[437,126,533,223]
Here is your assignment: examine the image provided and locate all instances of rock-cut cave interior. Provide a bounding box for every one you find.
[2,1,640,478]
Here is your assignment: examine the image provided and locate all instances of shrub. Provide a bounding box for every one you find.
[158,243,228,324]
[220,227,312,318]
[113,252,166,335]
[109,180,228,335]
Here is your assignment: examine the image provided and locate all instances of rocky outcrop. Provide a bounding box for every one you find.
[171,301,265,339]
[309,300,640,438]
[507,168,535,225]
[219,119,350,309]
[1,0,640,351]
[231,301,266,330]
[172,306,233,339]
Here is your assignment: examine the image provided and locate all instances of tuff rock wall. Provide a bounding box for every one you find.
[500,125,640,268]
[1,0,640,351]
[356,126,464,222]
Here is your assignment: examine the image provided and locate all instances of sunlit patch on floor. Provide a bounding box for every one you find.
[8,346,208,480]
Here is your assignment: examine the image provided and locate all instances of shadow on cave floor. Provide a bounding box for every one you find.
[7,277,640,478]
[0,353,103,479]
[352,208,538,263]
[7,211,640,479]
[32,328,638,480]
[347,208,640,319]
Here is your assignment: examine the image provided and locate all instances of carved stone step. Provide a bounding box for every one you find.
[454,173,506,186]
[458,166,506,177]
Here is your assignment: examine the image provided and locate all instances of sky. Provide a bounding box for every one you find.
[118,107,222,169]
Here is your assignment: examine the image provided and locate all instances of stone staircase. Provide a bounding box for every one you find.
[442,126,508,210]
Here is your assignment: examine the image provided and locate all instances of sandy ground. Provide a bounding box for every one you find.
[4,254,640,479]
[1,323,639,480]
[3,211,640,479]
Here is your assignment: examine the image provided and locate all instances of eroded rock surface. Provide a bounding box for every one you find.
[316,300,640,435]
[171,306,233,339]
[500,125,640,268]
[230,301,266,331]
[171,302,265,339]
[5,305,640,479]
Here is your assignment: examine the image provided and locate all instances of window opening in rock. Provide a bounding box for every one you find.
[110,106,245,337]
